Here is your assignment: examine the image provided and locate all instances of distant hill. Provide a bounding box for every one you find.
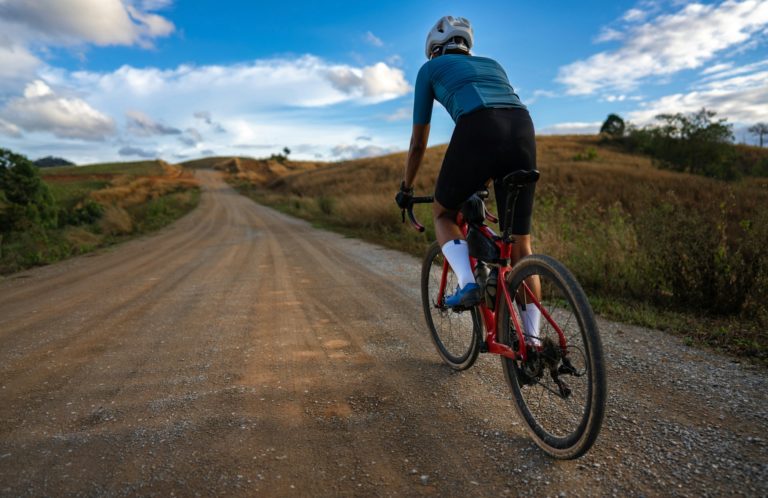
[180,156,323,185]
[34,156,75,168]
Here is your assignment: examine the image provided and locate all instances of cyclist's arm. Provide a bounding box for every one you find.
[404,63,434,189]
[404,124,430,188]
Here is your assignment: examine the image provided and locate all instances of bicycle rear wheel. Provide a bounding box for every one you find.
[498,254,606,459]
[421,241,482,370]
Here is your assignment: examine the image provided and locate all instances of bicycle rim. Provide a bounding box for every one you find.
[421,241,481,370]
[498,254,606,459]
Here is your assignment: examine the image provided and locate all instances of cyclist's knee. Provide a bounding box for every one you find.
[512,234,533,262]
[432,199,457,220]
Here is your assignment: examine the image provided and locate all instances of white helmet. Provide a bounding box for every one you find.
[425,16,473,59]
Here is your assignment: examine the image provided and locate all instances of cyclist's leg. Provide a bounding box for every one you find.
[492,108,541,342]
[432,200,461,247]
[433,112,494,298]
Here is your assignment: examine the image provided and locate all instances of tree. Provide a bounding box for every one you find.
[748,123,768,147]
[0,148,58,232]
[626,108,735,179]
[34,156,75,168]
[599,114,626,138]
[269,147,292,164]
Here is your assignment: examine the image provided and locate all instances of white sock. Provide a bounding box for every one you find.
[517,303,542,345]
[441,239,475,289]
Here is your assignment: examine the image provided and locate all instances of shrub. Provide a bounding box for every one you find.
[635,197,765,316]
[99,205,133,235]
[64,200,104,226]
[624,109,736,179]
[0,148,58,231]
[573,147,598,161]
[317,195,335,215]
[600,114,625,139]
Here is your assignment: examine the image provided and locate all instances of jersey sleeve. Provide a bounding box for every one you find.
[412,63,434,125]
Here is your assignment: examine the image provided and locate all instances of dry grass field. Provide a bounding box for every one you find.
[230,135,768,362]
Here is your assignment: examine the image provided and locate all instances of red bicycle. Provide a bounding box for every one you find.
[404,170,606,459]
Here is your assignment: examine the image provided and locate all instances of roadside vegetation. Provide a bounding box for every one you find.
[0,149,200,275]
[229,134,768,364]
[601,109,768,179]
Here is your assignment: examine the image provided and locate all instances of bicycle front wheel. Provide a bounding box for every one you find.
[421,241,482,370]
[498,254,606,459]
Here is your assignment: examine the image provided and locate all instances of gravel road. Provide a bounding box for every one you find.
[0,170,766,497]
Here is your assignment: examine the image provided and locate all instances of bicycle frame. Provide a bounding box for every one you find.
[435,211,569,362]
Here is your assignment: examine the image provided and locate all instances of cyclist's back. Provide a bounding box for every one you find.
[413,54,526,126]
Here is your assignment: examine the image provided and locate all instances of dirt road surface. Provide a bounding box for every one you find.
[1,171,765,497]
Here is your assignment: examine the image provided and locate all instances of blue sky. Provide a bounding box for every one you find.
[0,0,766,163]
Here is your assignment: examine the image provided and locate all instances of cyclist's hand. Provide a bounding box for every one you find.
[395,181,414,209]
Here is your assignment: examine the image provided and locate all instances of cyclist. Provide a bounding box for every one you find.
[395,16,540,337]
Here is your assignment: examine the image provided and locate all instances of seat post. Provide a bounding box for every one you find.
[502,187,522,243]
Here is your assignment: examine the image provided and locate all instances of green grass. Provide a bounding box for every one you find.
[46,179,111,210]
[42,160,165,177]
[128,189,201,232]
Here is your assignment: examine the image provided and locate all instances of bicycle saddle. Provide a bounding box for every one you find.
[502,169,540,187]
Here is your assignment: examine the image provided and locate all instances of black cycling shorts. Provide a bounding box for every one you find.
[434,107,536,235]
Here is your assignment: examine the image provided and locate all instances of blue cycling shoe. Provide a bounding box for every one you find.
[444,283,482,308]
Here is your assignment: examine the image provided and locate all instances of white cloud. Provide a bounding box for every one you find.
[700,62,734,75]
[126,109,181,136]
[627,66,768,125]
[365,31,384,47]
[558,0,768,95]
[0,117,22,137]
[623,8,647,22]
[331,143,399,159]
[119,145,157,158]
[193,110,226,133]
[594,27,624,43]
[0,43,41,92]
[68,56,410,111]
[384,107,411,122]
[1,80,115,140]
[179,127,203,146]
[0,0,174,47]
[526,89,558,105]
[386,54,403,66]
[538,121,602,135]
[699,59,768,80]
[325,61,411,103]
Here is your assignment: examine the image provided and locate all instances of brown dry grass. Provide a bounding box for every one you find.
[63,226,103,251]
[230,135,768,362]
[180,156,322,186]
[99,205,133,235]
[90,171,198,208]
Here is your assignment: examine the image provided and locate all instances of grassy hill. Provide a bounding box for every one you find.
[1,160,200,275]
[230,135,768,363]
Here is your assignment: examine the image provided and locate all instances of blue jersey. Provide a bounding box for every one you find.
[412,54,526,125]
